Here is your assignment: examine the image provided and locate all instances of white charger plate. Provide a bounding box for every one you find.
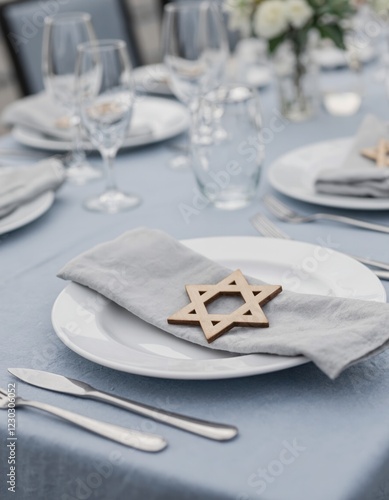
[12,97,189,152]
[51,237,386,380]
[0,191,54,235]
[268,137,389,211]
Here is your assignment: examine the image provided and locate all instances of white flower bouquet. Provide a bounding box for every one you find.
[225,0,355,54]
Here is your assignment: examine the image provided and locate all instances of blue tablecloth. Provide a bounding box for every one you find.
[1,73,389,500]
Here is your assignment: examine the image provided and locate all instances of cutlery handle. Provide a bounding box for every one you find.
[374,270,389,281]
[350,255,389,272]
[89,391,238,441]
[319,214,389,234]
[18,399,167,452]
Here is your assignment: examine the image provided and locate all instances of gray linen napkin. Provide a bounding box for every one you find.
[315,115,389,197]
[2,93,151,142]
[57,228,389,379]
[0,159,65,218]
[2,93,74,141]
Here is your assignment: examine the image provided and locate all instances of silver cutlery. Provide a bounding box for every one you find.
[0,387,166,452]
[264,195,389,234]
[251,213,389,281]
[8,368,238,441]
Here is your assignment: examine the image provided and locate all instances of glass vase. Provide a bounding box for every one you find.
[272,41,318,122]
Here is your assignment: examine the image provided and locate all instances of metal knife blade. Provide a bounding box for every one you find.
[8,368,93,396]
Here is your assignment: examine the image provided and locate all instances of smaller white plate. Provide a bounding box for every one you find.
[268,137,389,211]
[0,191,54,235]
[51,237,386,380]
[12,97,189,152]
[314,45,376,69]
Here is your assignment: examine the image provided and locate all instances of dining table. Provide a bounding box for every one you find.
[1,63,389,500]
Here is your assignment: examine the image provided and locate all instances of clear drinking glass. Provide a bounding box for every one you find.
[42,12,101,184]
[76,40,141,213]
[162,1,228,169]
[191,85,263,210]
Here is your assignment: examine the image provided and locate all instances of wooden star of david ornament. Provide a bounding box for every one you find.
[361,139,389,167]
[167,269,282,343]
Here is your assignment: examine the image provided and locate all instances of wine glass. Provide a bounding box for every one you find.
[42,12,101,184]
[162,1,228,169]
[76,40,141,213]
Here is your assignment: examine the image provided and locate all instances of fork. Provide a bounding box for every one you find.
[264,195,389,234]
[251,213,389,280]
[0,388,166,452]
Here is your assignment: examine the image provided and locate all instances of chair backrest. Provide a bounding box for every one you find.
[0,0,141,95]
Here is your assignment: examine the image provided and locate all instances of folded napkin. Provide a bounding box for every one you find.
[2,93,151,142]
[2,93,75,141]
[58,228,389,379]
[315,115,389,198]
[0,159,65,218]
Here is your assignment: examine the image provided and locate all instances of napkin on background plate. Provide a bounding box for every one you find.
[2,93,152,142]
[0,159,65,218]
[315,114,389,197]
[2,93,73,141]
[58,228,389,379]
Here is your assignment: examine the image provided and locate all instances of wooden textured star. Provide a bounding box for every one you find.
[167,269,282,343]
[361,139,389,167]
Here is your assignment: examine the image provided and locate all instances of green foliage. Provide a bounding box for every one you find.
[317,23,346,49]
[265,0,354,54]
[268,34,286,54]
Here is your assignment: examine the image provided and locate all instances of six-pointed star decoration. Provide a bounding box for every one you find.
[361,139,389,167]
[167,269,282,343]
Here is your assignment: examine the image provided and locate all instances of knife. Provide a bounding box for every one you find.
[8,368,238,441]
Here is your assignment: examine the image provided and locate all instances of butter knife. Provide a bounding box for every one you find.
[8,368,238,441]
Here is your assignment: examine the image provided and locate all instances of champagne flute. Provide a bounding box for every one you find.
[42,12,101,184]
[76,40,141,213]
[162,1,228,169]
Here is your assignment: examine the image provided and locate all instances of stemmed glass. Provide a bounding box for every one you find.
[75,40,141,213]
[42,12,101,184]
[162,1,228,169]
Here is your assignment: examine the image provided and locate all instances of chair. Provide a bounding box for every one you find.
[0,0,142,95]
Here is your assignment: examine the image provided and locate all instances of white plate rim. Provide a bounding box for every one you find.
[314,45,377,68]
[267,137,389,211]
[11,97,189,152]
[51,236,386,380]
[0,191,54,235]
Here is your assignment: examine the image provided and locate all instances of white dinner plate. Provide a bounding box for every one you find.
[268,137,389,211]
[51,237,386,380]
[0,191,54,235]
[12,97,189,152]
[134,63,272,97]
